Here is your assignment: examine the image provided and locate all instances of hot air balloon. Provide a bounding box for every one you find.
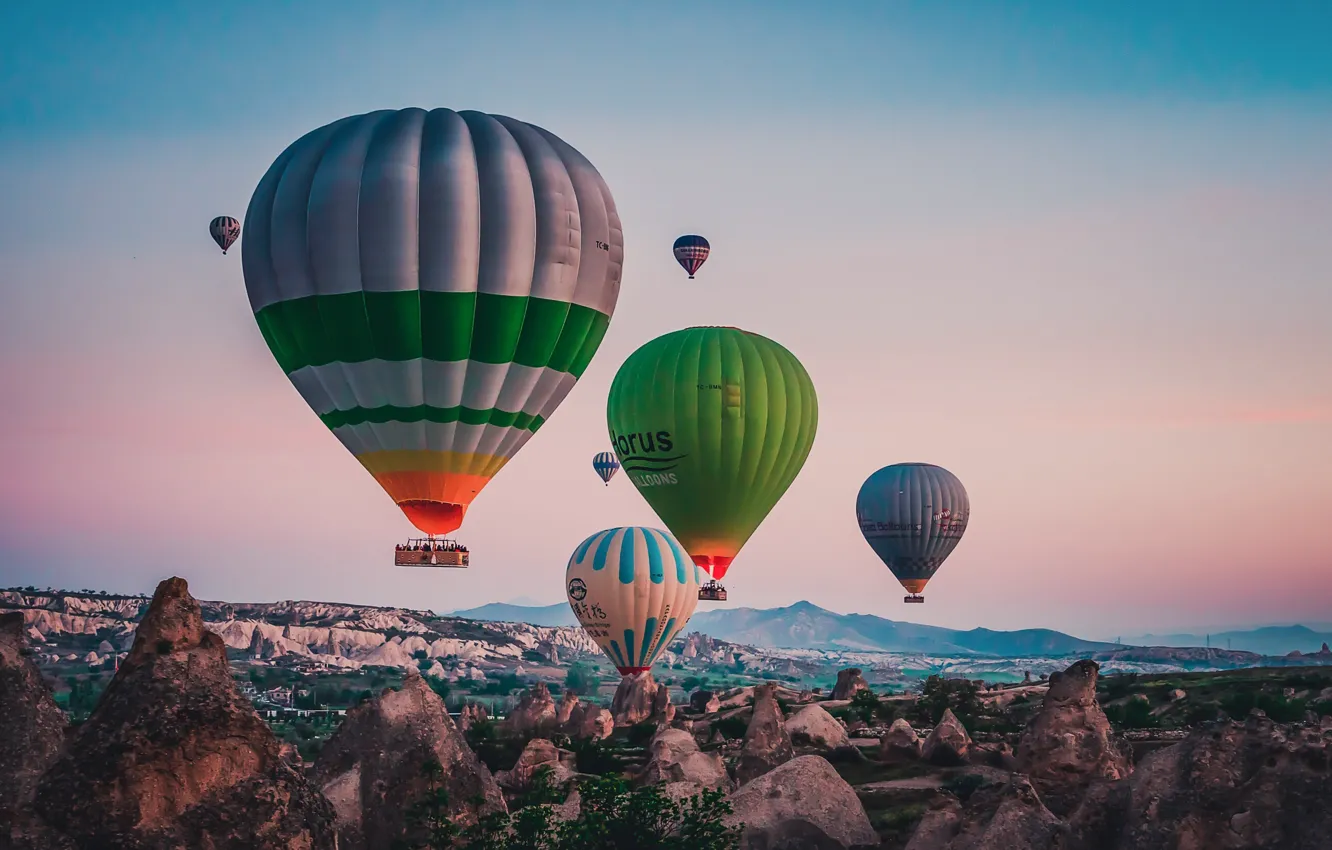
[565,526,701,674]
[672,234,710,279]
[210,216,241,254]
[592,451,620,485]
[856,463,969,603]
[241,109,623,565]
[606,326,818,601]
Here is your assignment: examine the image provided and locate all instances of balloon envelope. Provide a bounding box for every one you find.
[672,234,710,278]
[565,526,701,674]
[242,108,623,536]
[856,463,970,594]
[592,451,620,484]
[606,326,818,579]
[210,216,240,254]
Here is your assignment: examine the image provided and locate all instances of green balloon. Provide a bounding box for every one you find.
[606,326,818,580]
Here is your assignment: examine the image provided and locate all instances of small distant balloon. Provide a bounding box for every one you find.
[672,234,710,279]
[210,216,241,254]
[592,451,620,485]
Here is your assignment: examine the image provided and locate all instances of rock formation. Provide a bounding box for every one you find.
[880,717,923,763]
[735,683,794,785]
[922,708,972,766]
[457,701,489,732]
[500,682,557,736]
[33,577,336,849]
[0,612,66,824]
[689,689,721,714]
[726,755,877,849]
[640,728,728,797]
[575,706,614,740]
[1015,659,1130,816]
[1072,712,1332,849]
[495,738,577,793]
[555,690,579,726]
[905,799,964,850]
[611,672,658,726]
[916,775,1064,850]
[831,667,869,700]
[311,671,505,850]
[717,685,756,710]
[650,682,675,725]
[785,703,851,750]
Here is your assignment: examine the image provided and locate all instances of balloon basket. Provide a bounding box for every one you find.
[699,582,728,602]
[395,537,469,568]
[903,595,925,604]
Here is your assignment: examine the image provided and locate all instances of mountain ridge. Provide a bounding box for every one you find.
[454,599,1121,656]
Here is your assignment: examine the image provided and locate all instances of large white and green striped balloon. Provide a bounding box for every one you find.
[242,108,623,537]
[565,527,701,674]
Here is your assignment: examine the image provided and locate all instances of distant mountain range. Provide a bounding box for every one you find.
[451,602,577,628]
[1117,625,1332,656]
[453,600,1119,656]
[451,600,1332,658]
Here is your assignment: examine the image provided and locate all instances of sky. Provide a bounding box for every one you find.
[1,0,1330,639]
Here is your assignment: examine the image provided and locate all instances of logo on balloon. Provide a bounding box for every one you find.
[567,578,588,601]
[610,429,686,488]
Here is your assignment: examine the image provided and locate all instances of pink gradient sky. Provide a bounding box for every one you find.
[2,5,1330,638]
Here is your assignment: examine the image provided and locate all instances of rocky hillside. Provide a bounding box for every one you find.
[3,577,1332,849]
[1,588,602,677]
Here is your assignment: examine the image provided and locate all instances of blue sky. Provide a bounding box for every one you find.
[2,2,1329,636]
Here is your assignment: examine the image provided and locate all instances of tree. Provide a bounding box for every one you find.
[564,663,600,697]
[852,687,895,724]
[394,771,741,849]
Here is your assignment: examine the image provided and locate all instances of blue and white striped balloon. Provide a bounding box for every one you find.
[565,526,701,674]
[592,450,620,485]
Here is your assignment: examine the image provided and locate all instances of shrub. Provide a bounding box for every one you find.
[398,771,742,849]
[942,772,987,801]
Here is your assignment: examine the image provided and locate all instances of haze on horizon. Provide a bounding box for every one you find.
[1,1,1329,639]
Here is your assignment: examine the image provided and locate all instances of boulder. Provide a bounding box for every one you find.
[726,755,877,849]
[879,717,923,763]
[0,611,66,822]
[500,682,557,737]
[640,728,728,794]
[922,708,972,766]
[831,667,869,700]
[1091,714,1332,849]
[689,689,721,714]
[312,672,505,850]
[611,672,658,726]
[904,796,964,850]
[937,775,1064,850]
[785,703,851,750]
[735,683,794,785]
[1014,659,1130,816]
[495,738,577,792]
[33,577,336,849]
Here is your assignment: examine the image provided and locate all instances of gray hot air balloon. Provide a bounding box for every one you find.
[241,108,623,556]
[210,216,240,254]
[856,463,969,603]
